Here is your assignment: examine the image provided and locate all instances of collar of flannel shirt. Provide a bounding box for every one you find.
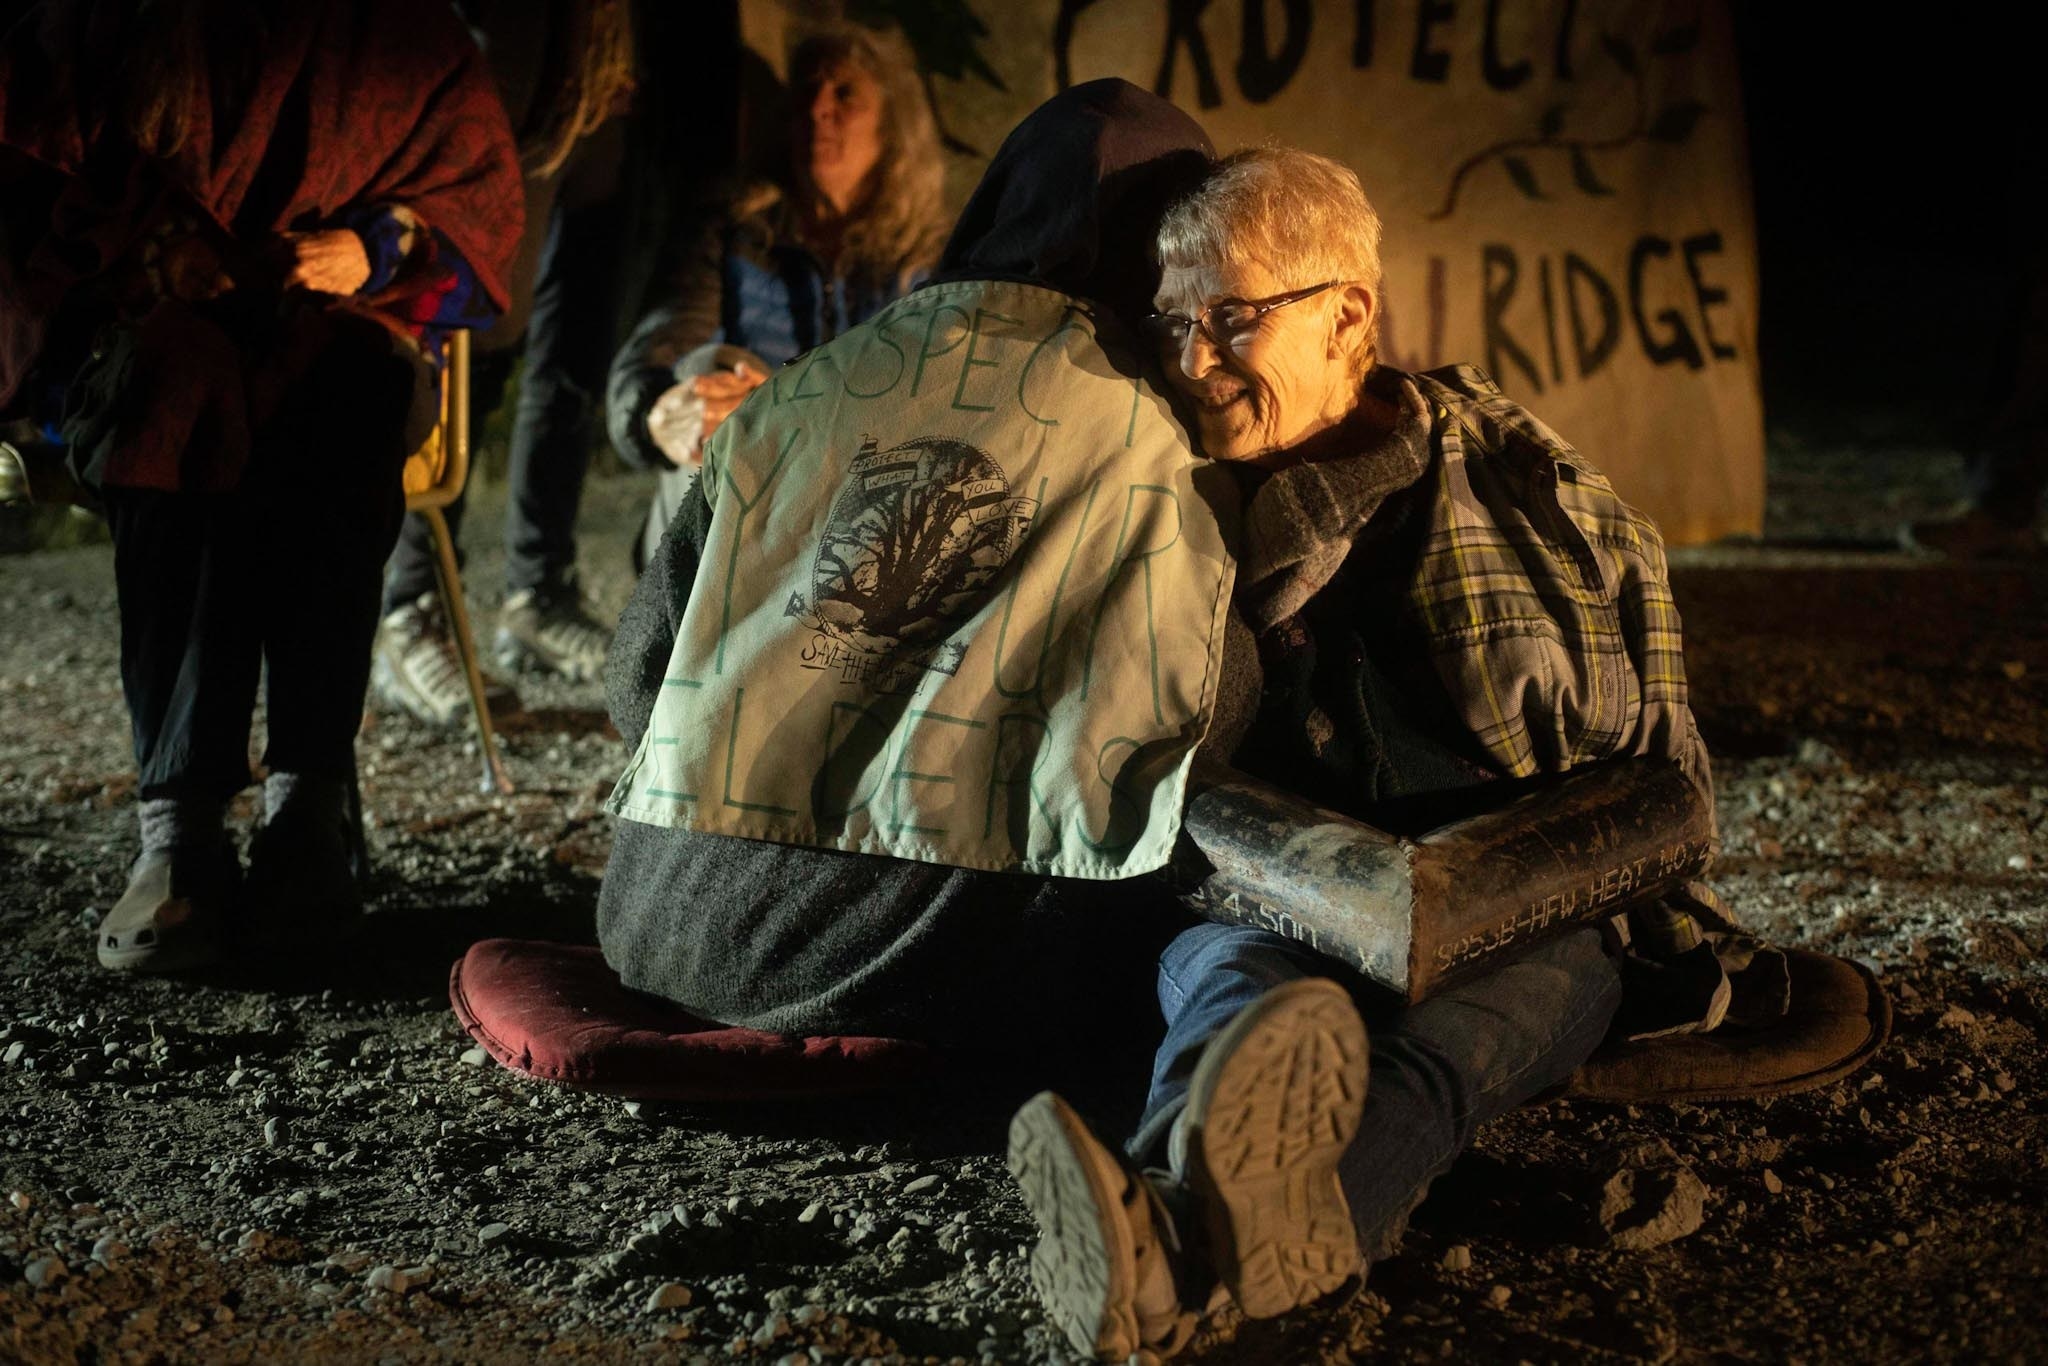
[1234,364,1435,631]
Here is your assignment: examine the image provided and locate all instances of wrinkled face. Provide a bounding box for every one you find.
[794,58,885,208]
[1151,257,1355,466]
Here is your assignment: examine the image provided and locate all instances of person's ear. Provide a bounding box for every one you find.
[1329,283,1374,362]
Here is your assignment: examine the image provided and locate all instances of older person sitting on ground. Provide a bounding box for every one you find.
[1007,146,1783,1360]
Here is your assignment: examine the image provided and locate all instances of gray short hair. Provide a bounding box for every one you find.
[1156,147,1385,366]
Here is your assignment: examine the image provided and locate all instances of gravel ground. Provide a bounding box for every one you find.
[3,444,2044,1364]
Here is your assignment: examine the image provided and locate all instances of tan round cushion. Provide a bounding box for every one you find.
[1566,949,1891,1103]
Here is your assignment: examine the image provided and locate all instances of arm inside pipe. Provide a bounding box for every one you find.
[1175,756,1714,1001]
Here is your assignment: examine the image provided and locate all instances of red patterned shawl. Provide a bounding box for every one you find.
[0,0,523,424]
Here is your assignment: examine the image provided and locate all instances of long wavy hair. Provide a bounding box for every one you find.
[784,22,945,290]
[95,0,265,161]
[520,0,636,179]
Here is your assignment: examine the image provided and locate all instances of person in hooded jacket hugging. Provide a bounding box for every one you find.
[599,80,1228,1067]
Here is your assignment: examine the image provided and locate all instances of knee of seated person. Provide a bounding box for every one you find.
[1543,924,1617,970]
[1522,927,1624,1017]
[1158,920,1326,990]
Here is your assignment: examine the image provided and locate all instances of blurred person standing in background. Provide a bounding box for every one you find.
[373,0,640,724]
[0,0,523,971]
[1905,242,2048,559]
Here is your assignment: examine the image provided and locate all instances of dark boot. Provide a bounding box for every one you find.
[242,771,368,952]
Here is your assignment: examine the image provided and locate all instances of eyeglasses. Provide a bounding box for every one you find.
[1144,281,1339,349]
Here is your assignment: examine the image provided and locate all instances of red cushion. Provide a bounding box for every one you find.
[448,938,934,1101]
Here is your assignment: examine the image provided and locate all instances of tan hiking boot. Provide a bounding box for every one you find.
[1008,1091,1199,1362]
[1177,977,1369,1319]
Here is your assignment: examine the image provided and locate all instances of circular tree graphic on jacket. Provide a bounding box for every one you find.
[798,434,1036,674]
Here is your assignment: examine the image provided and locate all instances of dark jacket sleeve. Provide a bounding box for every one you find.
[606,209,728,471]
[605,476,714,750]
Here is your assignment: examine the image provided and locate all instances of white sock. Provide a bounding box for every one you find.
[263,771,349,825]
[137,797,226,855]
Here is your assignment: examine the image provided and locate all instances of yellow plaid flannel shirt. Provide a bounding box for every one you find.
[1404,366,1708,794]
[1235,359,1737,996]
[1230,361,1730,946]
[1409,368,1728,950]
[1403,365,1727,936]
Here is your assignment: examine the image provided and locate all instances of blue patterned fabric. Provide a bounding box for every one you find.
[718,248,904,367]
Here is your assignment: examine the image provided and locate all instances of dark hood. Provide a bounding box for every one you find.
[932,79,1213,321]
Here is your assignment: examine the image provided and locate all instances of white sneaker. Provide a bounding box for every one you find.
[492,582,612,683]
[372,594,471,729]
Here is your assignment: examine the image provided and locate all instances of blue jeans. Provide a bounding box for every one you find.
[104,315,414,801]
[1129,922,1622,1261]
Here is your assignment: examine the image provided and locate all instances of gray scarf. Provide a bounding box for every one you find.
[1234,367,1433,630]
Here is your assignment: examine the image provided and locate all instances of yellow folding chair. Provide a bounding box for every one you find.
[402,328,513,794]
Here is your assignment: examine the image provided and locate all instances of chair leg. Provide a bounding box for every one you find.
[419,503,514,794]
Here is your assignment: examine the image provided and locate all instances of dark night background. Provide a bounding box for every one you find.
[1734,15,2041,453]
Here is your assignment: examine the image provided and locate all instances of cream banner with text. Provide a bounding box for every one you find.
[745,0,1761,545]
